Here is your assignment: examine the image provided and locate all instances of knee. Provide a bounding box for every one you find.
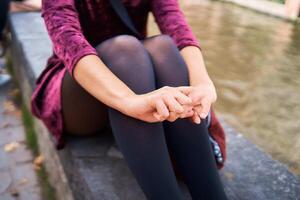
[95,35,156,92]
[144,34,183,67]
[144,35,189,86]
[145,35,177,52]
[96,35,143,56]
[95,35,150,72]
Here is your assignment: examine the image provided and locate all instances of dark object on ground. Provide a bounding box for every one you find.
[8,12,300,200]
[0,0,10,41]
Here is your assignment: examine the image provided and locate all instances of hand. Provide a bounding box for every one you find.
[185,82,217,124]
[166,103,194,122]
[123,86,194,123]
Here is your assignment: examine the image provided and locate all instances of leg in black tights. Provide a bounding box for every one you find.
[96,35,185,200]
[61,34,228,200]
[143,35,228,200]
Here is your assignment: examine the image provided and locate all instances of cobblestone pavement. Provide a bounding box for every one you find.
[0,65,41,200]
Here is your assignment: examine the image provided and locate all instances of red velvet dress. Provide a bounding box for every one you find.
[30,0,200,149]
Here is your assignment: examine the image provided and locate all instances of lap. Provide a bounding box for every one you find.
[61,34,184,135]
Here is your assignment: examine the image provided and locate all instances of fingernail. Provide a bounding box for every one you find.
[164,112,169,118]
[155,113,161,119]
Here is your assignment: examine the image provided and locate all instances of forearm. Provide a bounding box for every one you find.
[180,46,213,86]
[73,55,135,113]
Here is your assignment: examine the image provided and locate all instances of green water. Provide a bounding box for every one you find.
[149,0,300,175]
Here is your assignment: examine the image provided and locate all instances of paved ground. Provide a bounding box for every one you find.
[0,59,41,200]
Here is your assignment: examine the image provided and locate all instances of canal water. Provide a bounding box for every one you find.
[148,0,300,175]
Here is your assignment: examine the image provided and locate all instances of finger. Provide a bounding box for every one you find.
[173,90,193,105]
[163,94,184,113]
[200,99,211,119]
[155,98,169,119]
[188,92,202,105]
[188,115,195,123]
[180,109,194,118]
[192,112,201,124]
[177,86,193,95]
[153,112,165,122]
[179,104,194,118]
[194,105,202,116]
[182,104,194,113]
[167,111,179,122]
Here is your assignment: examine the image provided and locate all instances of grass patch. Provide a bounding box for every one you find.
[4,51,14,76]
[36,160,57,200]
[21,106,57,200]
[21,105,39,155]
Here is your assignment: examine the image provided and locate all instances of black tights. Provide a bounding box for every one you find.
[61,35,228,200]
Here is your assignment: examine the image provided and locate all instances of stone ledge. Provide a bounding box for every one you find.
[220,0,299,21]
[8,12,300,200]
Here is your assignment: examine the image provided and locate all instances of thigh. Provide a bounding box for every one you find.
[61,70,109,136]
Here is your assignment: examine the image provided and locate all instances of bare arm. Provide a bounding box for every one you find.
[73,46,214,125]
[180,46,217,122]
[73,55,193,122]
[73,55,135,114]
[150,0,216,122]
[180,46,213,86]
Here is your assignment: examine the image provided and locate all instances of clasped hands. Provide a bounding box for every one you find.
[125,82,217,124]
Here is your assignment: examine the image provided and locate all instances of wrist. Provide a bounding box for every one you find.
[191,78,214,87]
[114,92,136,114]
